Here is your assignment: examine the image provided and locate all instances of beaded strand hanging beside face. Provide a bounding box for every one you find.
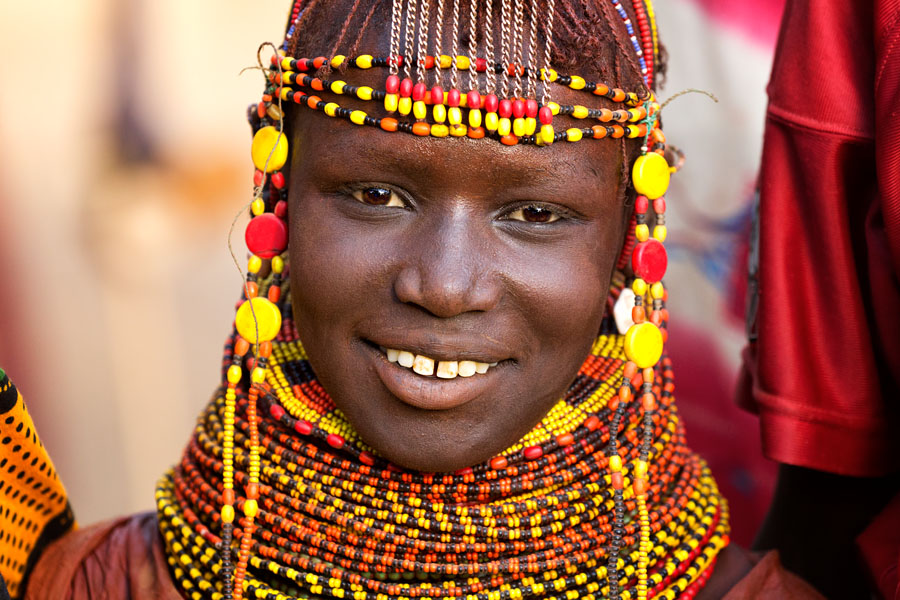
[152,0,729,599]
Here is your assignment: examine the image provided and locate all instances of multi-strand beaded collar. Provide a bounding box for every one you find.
[153,0,730,598]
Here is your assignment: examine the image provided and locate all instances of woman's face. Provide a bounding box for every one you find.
[287,84,630,472]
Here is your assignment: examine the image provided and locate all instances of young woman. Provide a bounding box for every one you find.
[0,0,822,598]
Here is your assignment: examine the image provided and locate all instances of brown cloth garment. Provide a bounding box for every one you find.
[24,512,824,600]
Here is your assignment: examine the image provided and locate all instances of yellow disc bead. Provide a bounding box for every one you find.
[413,100,428,120]
[540,124,555,145]
[248,255,262,274]
[485,112,499,131]
[356,86,374,101]
[650,282,665,300]
[468,108,482,128]
[635,223,650,242]
[624,322,663,369]
[251,126,288,173]
[632,277,648,296]
[350,110,367,125]
[235,297,282,344]
[398,96,412,115]
[251,198,265,216]
[384,94,399,113]
[227,365,242,384]
[271,255,284,274]
[632,152,671,200]
[243,499,259,518]
[653,224,667,242]
[356,54,373,68]
[221,505,235,523]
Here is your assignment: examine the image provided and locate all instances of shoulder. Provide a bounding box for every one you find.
[698,545,825,600]
[24,512,182,600]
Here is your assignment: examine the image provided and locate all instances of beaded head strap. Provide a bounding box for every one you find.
[224,1,675,599]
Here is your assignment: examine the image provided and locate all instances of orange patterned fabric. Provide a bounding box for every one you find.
[0,369,75,599]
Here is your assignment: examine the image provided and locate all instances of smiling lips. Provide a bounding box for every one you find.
[383,347,498,379]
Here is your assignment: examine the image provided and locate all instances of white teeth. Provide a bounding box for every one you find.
[397,351,415,368]
[384,348,499,378]
[436,361,459,379]
[412,355,435,376]
[458,361,477,377]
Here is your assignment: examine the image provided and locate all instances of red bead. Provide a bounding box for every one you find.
[466,90,481,109]
[245,213,288,259]
[385,75,400,94]
[524,446,543,460]
[556,432,575,446]
[490,456,508,470]
[538,106,553,125]
[412,82,426,101]
[424,55,435,69]
[271,171,286,189]
[584,415,601,431]
[653,197,666,214]
[635,195,649,214]
[475,57,487,72]
[430,86,444,105]
[326,434,345,449]
[253,169,265,187]
[512,99,525,119]
[257,102,267,119]
[399,78,413,97]
[632,239,668,283]
[274,200,288,218]
[447,88,461,107]
[525,99,538,118]
[484,94,499,113]
[611,471,624,489]
[498,99,512,118]
[269,404,285,419]
[608,397,620,412]
[294,420,313,435]
[455,467,473,475]
[359,451,376,466]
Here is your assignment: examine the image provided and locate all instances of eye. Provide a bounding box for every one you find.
[505,205,562,224]
[351,186,405,207]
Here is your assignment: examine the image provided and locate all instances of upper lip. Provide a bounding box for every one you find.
[364,331,513,364]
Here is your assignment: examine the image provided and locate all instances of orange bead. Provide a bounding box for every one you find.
[618,385,632,403]
[234,337,250,356]
[556,432,575,446]
[633,477,648,496]
[642,367,654,384]
[642,393,657,411]
[611,471,624,489]
[412,122,431,136]
[490,456,508,470]
[222,489,235,505]
[500,134,518,146]
[608,397,620,412]
[380,118,399,132]
[245,483,259,499]
[310,78,324,91]
[592,125,607,138]
[467,126,486,139]
[244,281,259,298]
[650,310,662,326]
[307,95,321,108]
[257,341,272,358]
[267,285,281,303]
[623,361,638,379]
[584,415,601,431]
[632,305,645,323]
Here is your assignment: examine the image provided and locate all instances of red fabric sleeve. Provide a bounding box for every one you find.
[738,0,900,477]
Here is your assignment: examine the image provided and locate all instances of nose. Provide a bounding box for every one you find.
[393,214,502,318]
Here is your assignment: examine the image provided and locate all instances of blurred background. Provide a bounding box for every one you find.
[0,0,783,544]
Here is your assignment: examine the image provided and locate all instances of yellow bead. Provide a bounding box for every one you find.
[636,223,650,242]
[330,55,346,68]
[430,124,449,137]
[227,365,242,384]
[221,505,235,523]
[540,124,555,145]
[525,117,536,135]
[566,128,583,142]
[632,278,648,296]
[548,101,560,115]
[433,103,447,123]
[330,80,346,94]
[653,224,667,242]
[251,198,265,216]
[244,499,259,518]
[650,282,665,300]
[439,54,452,68]
[624,322,663,369]
[449,124,467,137]
[251,126,288,173]
[632,152,671,200]
[634,460,648,478]
[356,54,373,69]
[248,255,262,274]
[356,86,374,101]
[271,255,284,274]
[609,455,622,472]
[413,100,427,120]
[545,68,558,82]
[279,87,290,101]
[572,105,589,119]
[384,94,399,113]
[280,57,293,71]
[398,96,412,115]
[468,108,482,128]
[498,118,511,136]
[485,112,499,131]
[235,297,282,343]
[513,118,526,137]
[448,106,462,125]
[456,55,470,69]
[251,367,266,383]
[350,110,366,125]
[324,102,339,117]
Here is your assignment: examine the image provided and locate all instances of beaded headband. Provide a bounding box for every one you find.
[223,0,675,598]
